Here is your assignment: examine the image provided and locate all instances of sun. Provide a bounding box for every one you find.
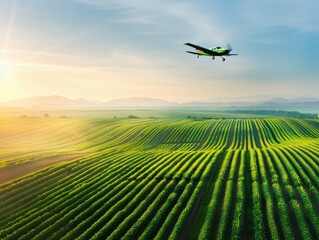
[0,60,12,83]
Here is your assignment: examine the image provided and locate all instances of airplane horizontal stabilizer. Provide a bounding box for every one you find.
[186,51,199,55]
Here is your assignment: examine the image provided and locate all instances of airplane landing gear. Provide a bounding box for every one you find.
[197,55,199,58]
[212,56,215,60]
[222,57,225,62]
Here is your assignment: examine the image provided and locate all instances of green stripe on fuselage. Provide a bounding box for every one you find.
[198,49,228,56]
[197,51,210,56]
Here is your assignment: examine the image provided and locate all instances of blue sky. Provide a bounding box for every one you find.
[0,0,319,102]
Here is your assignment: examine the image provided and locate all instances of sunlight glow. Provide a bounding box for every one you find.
[0,61,12,83]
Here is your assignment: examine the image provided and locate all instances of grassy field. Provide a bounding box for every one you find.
[0,117,319,239]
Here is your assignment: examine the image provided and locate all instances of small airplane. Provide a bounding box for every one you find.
[184,42,238,61]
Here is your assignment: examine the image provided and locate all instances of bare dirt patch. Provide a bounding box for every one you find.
[0,153,86,184]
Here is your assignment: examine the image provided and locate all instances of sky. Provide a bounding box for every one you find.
[0,0,319,102]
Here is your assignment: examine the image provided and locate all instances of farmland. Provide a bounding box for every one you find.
[0,117,319,239]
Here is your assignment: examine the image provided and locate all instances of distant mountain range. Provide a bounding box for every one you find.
[1,95,319,112]
[100,97,177,107]
[1,96,177,108]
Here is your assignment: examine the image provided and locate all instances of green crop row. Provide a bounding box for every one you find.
[0,117,318,239]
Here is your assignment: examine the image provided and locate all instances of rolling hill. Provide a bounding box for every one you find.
[1,95,319,112]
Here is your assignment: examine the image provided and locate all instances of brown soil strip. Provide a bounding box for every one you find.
[0,153,86,184]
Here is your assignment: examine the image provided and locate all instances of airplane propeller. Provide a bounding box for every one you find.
[227,43,232,52]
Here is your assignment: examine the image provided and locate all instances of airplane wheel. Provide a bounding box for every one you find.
[222,58,225,62]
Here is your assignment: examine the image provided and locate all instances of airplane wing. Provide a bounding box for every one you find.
[225,54,238,56]
[184,42,215,55]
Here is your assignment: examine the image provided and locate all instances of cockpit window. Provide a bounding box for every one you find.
[216,46,221,49]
